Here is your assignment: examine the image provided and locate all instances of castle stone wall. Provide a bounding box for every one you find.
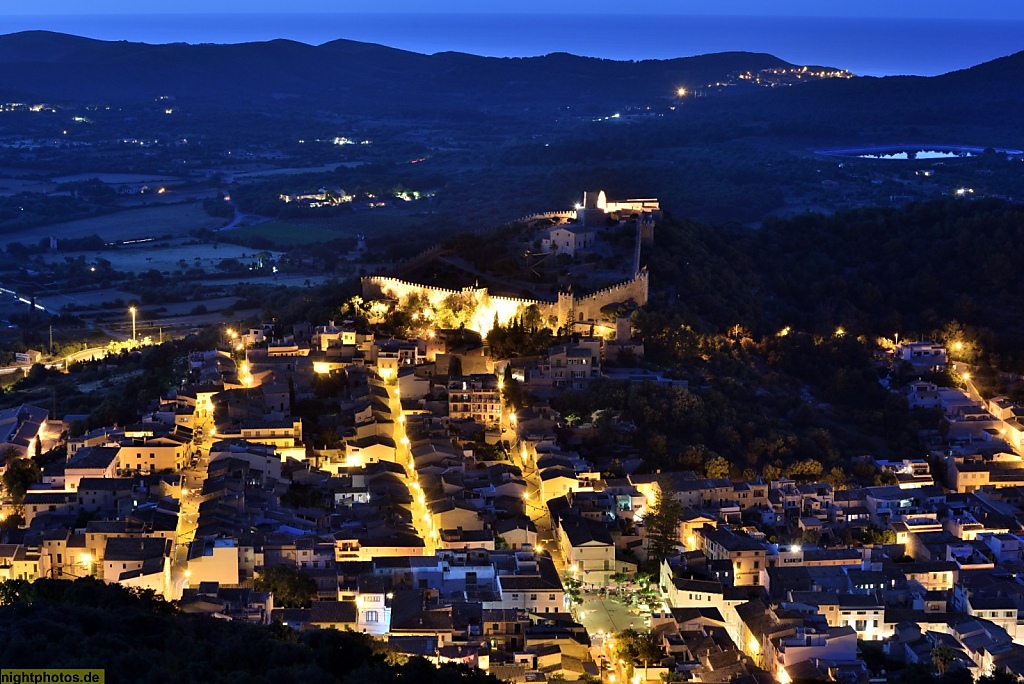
[361,269,647,334]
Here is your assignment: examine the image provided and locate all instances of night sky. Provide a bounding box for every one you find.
[2,0,1021,76]
[2,0,1022,19]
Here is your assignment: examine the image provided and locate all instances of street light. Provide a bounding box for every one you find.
[129,306,137,342]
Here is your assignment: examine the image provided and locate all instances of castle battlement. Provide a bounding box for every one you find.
[362,193,654,333]
[361,268,648,334]
[512,210,578,225]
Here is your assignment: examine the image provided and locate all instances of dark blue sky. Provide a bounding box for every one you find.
[4,0,1022,20]
[4,0,1022,76]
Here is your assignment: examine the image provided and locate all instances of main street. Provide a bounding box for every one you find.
[386,380,436,555]
[170,423,213,596]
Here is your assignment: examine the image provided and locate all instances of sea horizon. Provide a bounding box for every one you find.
[2,13,1023,77]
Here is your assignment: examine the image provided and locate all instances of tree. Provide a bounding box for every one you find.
[862,526,897,545]
[613,629,663,677]
[823,466,847,489]
[2,451,41,506]
[931,645,956,676]
[978,670,1021,684]
[801,529,822,545]
[562,576,583,606]
[644,477,684,565]
[609,572,631,591]
[252,565,317,608]
[502,364,524,410]
[705,455,731,479]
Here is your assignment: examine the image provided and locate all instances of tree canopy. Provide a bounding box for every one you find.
[0,577,503,684]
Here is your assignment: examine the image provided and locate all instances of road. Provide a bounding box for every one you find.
[502,408,567,576]
[0,345,113,376]
[217,199,271,232]
[387,381,436,555]
[169,426,214,597]
[953,361,983,403]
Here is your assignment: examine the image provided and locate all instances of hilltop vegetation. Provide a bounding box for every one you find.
[554,197,1024,480]
[646,198,1024,370]
[0,577,501,684]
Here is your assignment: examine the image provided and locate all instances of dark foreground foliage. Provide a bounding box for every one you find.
[0,578,501,684]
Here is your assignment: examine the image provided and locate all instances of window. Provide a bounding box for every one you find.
[549,594,555,601]
[365,610,378,623]
[753,561,759,569]
[530,594,537,601]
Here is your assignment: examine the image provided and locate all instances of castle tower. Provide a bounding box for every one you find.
[557,289,575,330]
[615,316,632,342]
[638,213,655,245]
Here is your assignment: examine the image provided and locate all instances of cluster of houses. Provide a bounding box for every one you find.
[898,341,1024,494]
[9,320,1024,684]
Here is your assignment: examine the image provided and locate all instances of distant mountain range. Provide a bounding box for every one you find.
[0,31,839,110]
[0,30,1021,126]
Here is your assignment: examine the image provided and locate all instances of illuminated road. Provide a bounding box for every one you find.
[387,381,436,555]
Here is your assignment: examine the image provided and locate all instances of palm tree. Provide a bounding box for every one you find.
[932,644,957,676]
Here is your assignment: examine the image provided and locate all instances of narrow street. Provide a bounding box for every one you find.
[387,381,436,555]
[502,407,567,576]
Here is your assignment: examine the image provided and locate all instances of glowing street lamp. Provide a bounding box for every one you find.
[676,87,687,98]
[129,306,137,342]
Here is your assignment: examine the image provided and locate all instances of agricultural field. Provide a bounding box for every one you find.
[39,239,282,275]
[224,212,422,247]
[50,173,183,184]
[35,288,137,313]
[0,177,54,196]
[13,201,226,244]
[189,273,340,288]
[230,161,364,179]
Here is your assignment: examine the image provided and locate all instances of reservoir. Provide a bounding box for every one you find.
[818,145,1024,160]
